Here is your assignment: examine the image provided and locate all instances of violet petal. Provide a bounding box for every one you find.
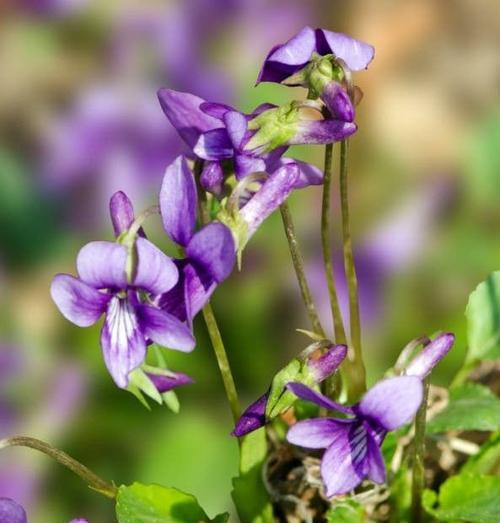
[186,222,236,283]
[51,274,110,327]
[321,81,355,122]
[318,29,375,71]
[231,393,268,437]
[405,333,455,379]
[287,417,353,449]
[147,371,194,393]
[193,128,234,160]
[77,241,128,289]
[0,498,27,523]
[137,304,195,352]
[134,237,179,296]
[358,376,423,431]
[159,155,197,247]
[109,191,135,237]
[286,383,354,415]
[308,344,348,383]
[365,426,386,484]
[321,422,367,497]
[291,119,357,145]
[239,163,300,238]
[157,88,222,148]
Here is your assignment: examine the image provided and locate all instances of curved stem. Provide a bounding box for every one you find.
[123,205,160,244]
[411,381,430,523]
[0,436,117,499]
[321,143,347,345]
[279,202,326,338]
[194,159,241,424]
[339,139,366,400]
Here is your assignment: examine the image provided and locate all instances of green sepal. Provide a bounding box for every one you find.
[325,499,366,522]
[128,368,162,405]
[116,482,229,523]
[265,358,316,419]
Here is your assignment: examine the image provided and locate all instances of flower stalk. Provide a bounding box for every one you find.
[279,202,326,338]
[410,380,430,523]
[321,141,347,344]
[0,436,117,499]
[339,138,366,400]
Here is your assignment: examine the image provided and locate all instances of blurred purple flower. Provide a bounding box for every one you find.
[287,376,422,497]
[158,156,236,325]
[308,178,457,333]
[19,0,87,17]
[0,498,26,523]
[233,344,347,437]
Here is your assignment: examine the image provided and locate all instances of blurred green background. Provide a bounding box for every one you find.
[0,0,499,521]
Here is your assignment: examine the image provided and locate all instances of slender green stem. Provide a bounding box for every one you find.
[279,202,326,338]
[0,436,117,498]
[339,139,366,400]
[194,159,241,424]
[411,381,430,523]
[321,143,347,345]
[202,303,241,422]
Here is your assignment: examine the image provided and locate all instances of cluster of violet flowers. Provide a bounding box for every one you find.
[2,26,456,520]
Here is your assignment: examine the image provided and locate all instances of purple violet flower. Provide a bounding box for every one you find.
[158,156,236,324]
[232,344,347,437]
[286,376,423,497]
[404,333,455,379]
[50,192,195,388]
[257,26,375,84]
[0,498,27,523]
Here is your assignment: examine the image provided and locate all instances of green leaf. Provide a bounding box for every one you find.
[265,358,315,419]
[466,271,500,363]
[427,383,500,433]
[231,428,274,523]
[462,432,500,475]
[326,499,366,522]
[116,482,229,523]
[423,474,500,522]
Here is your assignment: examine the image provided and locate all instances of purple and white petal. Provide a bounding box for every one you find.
[100,296,146,388]
[159,155,197,246]
[232,392,268,437]
[186,222,236,283]
[287,417,353,449]
[405,333,455,380]
[257,26,316,84]
[365,426,386,484]
[134,237,179,295]
[239,163,300,239]
[308,344,348,383]
[77,241,128,290]
[321,81,355,122]
[109,191,135,237]
[357,376,423,431]
[147,371,194,393]
[276,157,324,188]
[318,29,375,71]
[287,383,354,415]
[51,274,110,327]
[291,119,357,145]
[193,128,234,160]
[137,304,195,352]
[321,422,368,497]
[157,88,222,148]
